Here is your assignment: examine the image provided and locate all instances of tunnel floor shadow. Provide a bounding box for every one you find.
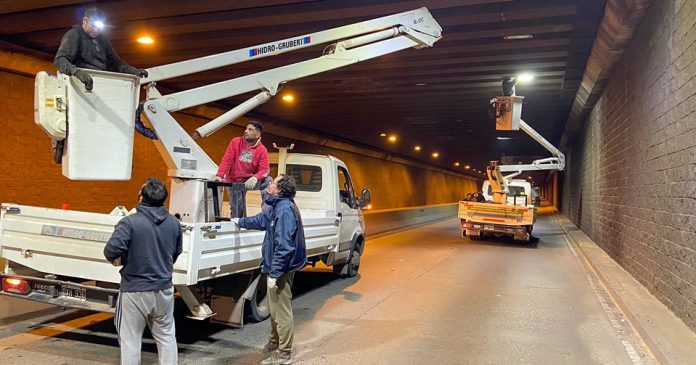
[19,268,355,352]
[466,234,540,249]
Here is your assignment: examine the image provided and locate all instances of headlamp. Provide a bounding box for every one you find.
[92,20,105,30]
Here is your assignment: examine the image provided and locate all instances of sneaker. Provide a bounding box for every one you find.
[260,350,292,365]
[263,340,278,355]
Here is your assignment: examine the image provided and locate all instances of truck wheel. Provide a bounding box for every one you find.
[244,276,270,323]
[333,240,363,278]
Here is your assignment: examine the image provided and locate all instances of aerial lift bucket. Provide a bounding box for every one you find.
[493,96,524,131]
[35,69,140,180]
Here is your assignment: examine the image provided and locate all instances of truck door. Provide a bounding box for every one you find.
[336,165,358,253]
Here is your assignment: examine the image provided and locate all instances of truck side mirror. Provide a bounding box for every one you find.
[359,188,371,208]
[534,196,541,206]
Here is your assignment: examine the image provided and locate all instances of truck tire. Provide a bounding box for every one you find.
[244,275,270,323]
[333,239,363,278]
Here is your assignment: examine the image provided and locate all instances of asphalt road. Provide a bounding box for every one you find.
[0,213,655,364]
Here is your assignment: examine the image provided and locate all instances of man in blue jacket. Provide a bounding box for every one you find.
[238,174,307,365]
[104,178,182,365]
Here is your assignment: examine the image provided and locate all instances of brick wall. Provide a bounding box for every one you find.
[562,0,696,330]
[0,69,477,214]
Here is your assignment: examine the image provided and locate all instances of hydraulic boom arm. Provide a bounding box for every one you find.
[140,7,442,179]
[143,8,442,140]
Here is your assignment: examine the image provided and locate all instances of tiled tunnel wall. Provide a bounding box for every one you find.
[562,0,696,330]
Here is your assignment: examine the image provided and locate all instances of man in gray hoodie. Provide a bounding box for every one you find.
[104,178,183,365]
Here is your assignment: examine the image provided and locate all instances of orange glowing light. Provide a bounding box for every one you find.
[137,36,154,44]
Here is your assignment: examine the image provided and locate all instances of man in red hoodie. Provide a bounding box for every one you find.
[215,120,272,218]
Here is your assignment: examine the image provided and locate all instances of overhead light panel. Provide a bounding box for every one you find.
[517,73,535,83]
[497,136,512,140]
[137,36,154,44]
[503,34,533,40]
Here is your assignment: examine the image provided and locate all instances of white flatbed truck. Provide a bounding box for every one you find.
[459,79,564,243]
[0,8,442,326]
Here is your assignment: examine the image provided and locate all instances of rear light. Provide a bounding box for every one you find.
[2,278,31,295]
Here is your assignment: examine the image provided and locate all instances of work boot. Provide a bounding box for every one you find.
[262,340,278,356]
[260,349,292,365]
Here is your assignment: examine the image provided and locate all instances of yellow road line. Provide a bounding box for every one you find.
[0,312,113,348]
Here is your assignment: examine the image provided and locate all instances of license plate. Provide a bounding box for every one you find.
[61,285,87,301]
[484,225,494,230]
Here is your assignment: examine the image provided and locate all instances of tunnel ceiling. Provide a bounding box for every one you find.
[1,0,607,182]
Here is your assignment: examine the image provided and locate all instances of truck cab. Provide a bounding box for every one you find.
[482,179,535,206]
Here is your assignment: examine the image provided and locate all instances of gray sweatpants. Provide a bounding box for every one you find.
[115,287,178,365]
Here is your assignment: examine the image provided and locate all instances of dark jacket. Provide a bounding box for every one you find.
[239,195,307,279]
[104,204,183,292]
[54,24,139,76]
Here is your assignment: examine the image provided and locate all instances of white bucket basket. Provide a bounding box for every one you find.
[60,69,140,180]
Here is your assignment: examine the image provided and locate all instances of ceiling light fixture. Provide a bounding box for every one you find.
[517,73,535,83]
[503,34,533,40]
[415,82,427,86]
[496,136,512,140]
[432,152,439,158]
[137,36,154,44]
[388,135,397,142]
[414,145,421,151]
[454,162,460,167]
[464,165,470,169]
[282,94,295,103]
[379,133,387,137]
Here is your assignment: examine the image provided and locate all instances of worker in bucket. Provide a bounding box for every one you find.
[54,7,148,91]
[52,7,150,164]
[236,174,307,365]
[214,120,273,218]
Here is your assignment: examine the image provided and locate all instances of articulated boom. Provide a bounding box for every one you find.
[490,94,565,175]
[138,8,442,221]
